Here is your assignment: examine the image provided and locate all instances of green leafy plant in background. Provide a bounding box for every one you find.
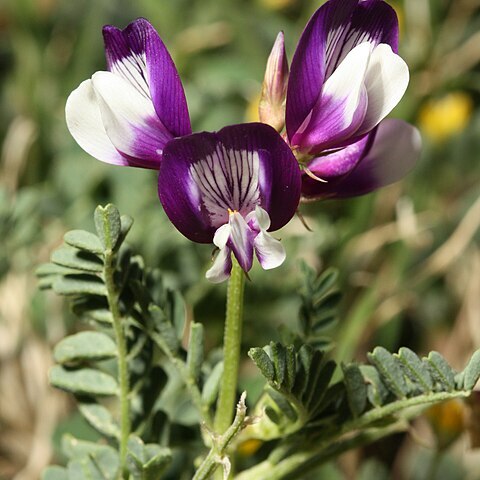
[37,204,480,480]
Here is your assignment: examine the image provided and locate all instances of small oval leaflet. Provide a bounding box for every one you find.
[52,246,103,273]
[49,366,118,396]
[53,331,117,364]
[64,230,104,255]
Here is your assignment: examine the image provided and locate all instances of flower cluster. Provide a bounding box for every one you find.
[66,0,421,282]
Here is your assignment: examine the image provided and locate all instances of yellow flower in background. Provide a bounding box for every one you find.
[245,92,261,123]
[418,92,473,143]
[259,0,297,11]
[426,399,466,450]
[238,438,263,456]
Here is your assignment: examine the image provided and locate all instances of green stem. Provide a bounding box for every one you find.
[104,251,130,478]
[193,393,247,480]
[214,258,245,434]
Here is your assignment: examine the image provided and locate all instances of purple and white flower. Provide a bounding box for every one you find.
[158,123,302,283]
[66,18,191,169]
[284,0,421,199]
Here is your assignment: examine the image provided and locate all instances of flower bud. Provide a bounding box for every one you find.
[259,32,289,132]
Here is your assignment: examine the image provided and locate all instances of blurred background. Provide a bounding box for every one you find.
[1,0,479,478]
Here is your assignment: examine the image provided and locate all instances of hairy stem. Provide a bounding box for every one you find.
[214,258,245,434]
[193,393,248,480]
[104,251,130,478]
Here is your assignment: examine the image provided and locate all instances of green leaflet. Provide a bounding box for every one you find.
[53,331,117,364]
[49,366,118,396]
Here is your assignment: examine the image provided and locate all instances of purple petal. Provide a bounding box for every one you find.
[286,0,399,143]
[103,18,191,139]
[301,119,421,200]
[158,123,301,244]
[306,132,373,180]
[290,42,370,153]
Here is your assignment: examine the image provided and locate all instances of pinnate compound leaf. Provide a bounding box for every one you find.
[41,466,68,480]
[150,305,180,354]
[342,363,367,418]
[396,347,433,392]
[94,204,121,251]
[53,274,107,297]
[52,246,103,273]
[202,361,224,407]
[426,351,456,391]
[50,366,118,396]
[64,230,103,255]
[249,347,275,383]
[463,349,480,390]
[53,331,116,364]
[78,403,120,439]
[368,347,408,399]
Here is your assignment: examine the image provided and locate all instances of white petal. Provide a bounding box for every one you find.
[213,224,231,249]
[206,247,232,283]
[356,44,409,136]
[65,79,127,165]
[320,42,372,127]
[228,212,254,272]
[254,232,286,270]
[254,206,271,231]
[91,71,170,160]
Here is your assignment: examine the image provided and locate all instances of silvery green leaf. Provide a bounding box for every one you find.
[36,263,81,277]
[62,433,118,460]
[41,466,68,480]
[186,322,204,382]
[307,360,336,415]
[368,347,408,399]
[248,347,275,383]
[52,246,103,273]
[396,347,433,393]
[53,331,116,364]
[49,366,118,396]
[78,403,120,439]
[270,342,286,387]
[463,349,480,390]
[342,363,367,418]
[360,365,390,407]
[284,345,296,392]
[94,204,121,251]
[313,268,338,298]
[119,215,134,244]
[426,351,456,391]
[64,230,103,255]
[150,305,180,354]
[267,388,297,422]
[202,361,224,406]
[53,274,107,296]
[126,436,172,480]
